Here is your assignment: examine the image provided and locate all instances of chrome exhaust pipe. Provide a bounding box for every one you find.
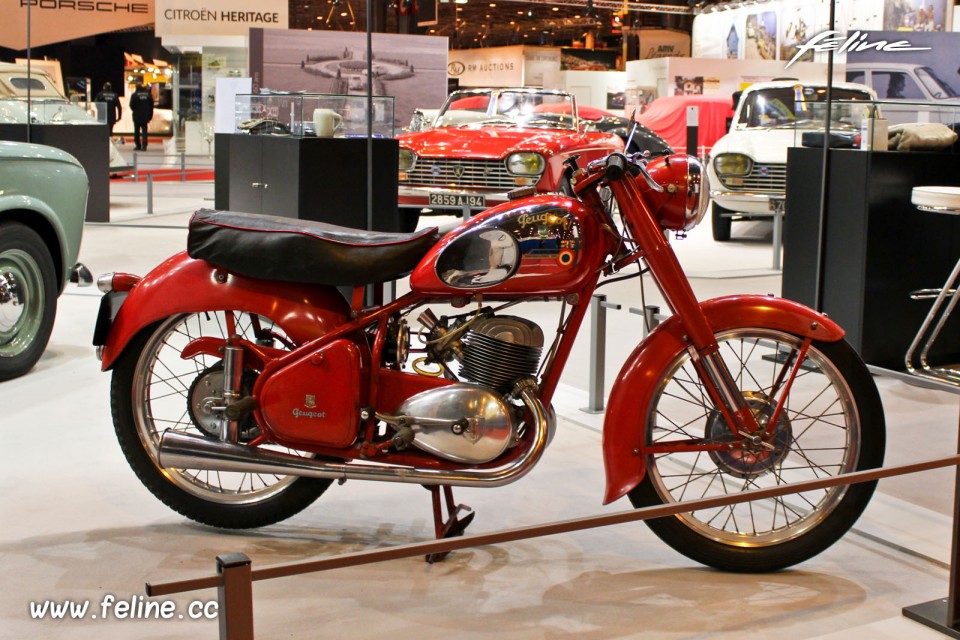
[158,380,552,488]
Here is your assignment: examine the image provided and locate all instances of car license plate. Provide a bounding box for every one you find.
[768,197,785,213]
[429,193,485,208]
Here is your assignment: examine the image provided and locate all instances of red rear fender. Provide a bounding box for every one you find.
[99,252,350,370]
[601,295,844,505]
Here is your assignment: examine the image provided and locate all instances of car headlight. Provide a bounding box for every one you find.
[713,153,753,177]
[506,152,545,176]
[399,148,417,172]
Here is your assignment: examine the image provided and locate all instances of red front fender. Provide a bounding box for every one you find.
[99,252,350,370]
[601,295,844,505]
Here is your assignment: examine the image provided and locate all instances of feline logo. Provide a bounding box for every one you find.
[786,30,930,69]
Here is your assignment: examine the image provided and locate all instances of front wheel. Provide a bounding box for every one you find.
[711,203,734,241]
[111,311,332,529]
[629,329,885,572]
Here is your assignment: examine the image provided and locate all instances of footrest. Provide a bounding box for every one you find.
[910,287,957,301]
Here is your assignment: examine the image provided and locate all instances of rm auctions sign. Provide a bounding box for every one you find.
[156,0,288,37]
[1,0,155,49]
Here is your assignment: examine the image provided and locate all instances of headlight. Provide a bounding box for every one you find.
[685,160,710,230]
[398,148,417,172]
[505,152,545,176]
[713,153,752,177]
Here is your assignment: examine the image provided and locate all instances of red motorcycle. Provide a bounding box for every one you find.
[94,150,884,572]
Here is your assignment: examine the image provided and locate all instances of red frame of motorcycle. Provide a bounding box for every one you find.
[100,156,847,502]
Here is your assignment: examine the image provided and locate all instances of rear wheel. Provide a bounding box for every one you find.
[629,329,884,572]
[0,221,58,381]
[711,203,734,241]
[111,311,332,529]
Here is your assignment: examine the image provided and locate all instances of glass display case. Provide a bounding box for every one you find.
[0,98,105,125]
[803,99,960,151]
[234,93,395,138]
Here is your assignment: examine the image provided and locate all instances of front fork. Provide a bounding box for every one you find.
[220,344,245,443]
[609,173,768,438]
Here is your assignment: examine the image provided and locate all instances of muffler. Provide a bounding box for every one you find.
[158,380,552,488]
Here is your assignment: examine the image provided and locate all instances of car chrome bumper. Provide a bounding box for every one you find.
[711,190,784,216]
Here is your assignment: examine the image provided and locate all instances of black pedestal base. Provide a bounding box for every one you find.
[903,598,960,638]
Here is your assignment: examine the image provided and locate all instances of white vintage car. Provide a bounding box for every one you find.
[846,62,960,124]
[706,80,877,241]
[0,63,129,173]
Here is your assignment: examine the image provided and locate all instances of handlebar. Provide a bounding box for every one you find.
[585,152,665,193]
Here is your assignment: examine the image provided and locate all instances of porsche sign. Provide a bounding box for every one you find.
[1,0,155,49]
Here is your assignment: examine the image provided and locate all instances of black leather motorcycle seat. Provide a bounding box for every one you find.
[187,209,440,286]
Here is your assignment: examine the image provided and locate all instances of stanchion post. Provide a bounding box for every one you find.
[133,152,139,183]
[630,304,662,338]
[217,553,254,640]
[146,173,153,215]
[181,152,186,182]
[580,294,621,414]
[771,200,785,271]
[686,105,699,157]
[903,400,960,637]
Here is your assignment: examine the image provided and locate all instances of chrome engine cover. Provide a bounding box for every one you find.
[398,383,518,464]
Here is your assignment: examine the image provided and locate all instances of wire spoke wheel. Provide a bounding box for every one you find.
[111,311,331,528]
[630,329,884,572]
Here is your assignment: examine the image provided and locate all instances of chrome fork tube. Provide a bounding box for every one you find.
[700,351,745,414]
[220,345,244,443]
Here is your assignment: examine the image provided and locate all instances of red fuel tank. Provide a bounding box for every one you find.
[410,194,607,297]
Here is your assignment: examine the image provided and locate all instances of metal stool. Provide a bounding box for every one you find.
[905,186,960,385]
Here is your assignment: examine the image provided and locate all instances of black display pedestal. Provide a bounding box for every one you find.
[0,123,110,222]
[782,147,960,370]
[214,134,400,232]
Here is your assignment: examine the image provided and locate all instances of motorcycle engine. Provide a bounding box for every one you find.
[397,314,544,464]
[458,315,544,391]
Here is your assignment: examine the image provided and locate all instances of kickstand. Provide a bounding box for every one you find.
[425,485,475,563]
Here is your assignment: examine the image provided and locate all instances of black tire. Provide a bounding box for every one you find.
[0,221,58,381]
[629,330,885,572]
[711,203,733,241]
[111,312,332,529]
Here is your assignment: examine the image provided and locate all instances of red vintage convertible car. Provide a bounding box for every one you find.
[396,88,627,230]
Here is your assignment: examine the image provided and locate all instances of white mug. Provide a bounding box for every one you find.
[313,108,343,137]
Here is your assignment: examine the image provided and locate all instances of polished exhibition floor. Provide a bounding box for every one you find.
[2,157,959,639]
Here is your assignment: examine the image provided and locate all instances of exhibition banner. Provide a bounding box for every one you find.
[156,0,288,37]
[248,28,448,131]
[447,45,526,87]
[1,0,155,50]
[634,29,690,59]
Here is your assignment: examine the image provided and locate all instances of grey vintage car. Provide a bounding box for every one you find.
[0,141,90,380]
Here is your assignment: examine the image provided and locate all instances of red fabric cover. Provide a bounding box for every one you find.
[637,95,734,154]
[533,102,612,122]
[449,95,490,110]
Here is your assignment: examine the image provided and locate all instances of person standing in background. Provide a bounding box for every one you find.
[94,82,122,139]
[129,82,154,151]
